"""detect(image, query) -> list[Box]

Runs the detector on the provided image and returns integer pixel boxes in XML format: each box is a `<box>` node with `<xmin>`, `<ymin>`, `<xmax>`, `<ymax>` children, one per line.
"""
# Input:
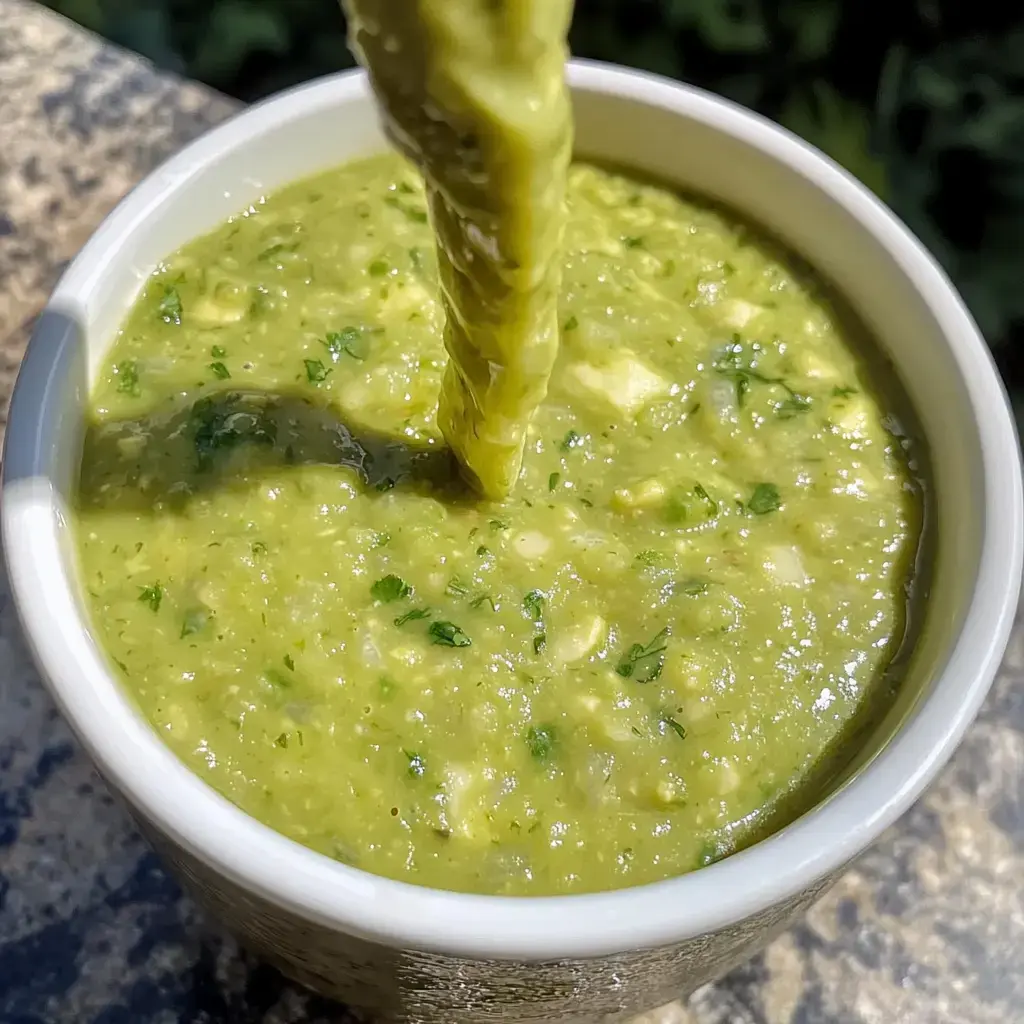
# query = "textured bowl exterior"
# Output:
<box><xmin>138</xmin><ymin>818</ymin><xmax>838</xmax><ymax>1021</ymax></box>
<box><xmin>2</xmin><ymin>63</ymin><xmax>1020</xmax><ymax>1021</ymax></box>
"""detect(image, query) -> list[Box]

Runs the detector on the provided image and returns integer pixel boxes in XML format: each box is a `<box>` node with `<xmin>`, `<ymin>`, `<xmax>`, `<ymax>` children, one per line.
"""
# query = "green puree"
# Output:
<box><xmin>76</xmin><ymin>155</ymin><xmax>923</xmax><ymax>895</ymax></box>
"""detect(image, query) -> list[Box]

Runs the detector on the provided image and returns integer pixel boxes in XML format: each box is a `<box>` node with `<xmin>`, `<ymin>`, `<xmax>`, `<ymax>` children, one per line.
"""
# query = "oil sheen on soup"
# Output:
<box><xmin>76</xmin><ymin>155</ymin><xmax>923</xmax><ymax>896</ymax></box>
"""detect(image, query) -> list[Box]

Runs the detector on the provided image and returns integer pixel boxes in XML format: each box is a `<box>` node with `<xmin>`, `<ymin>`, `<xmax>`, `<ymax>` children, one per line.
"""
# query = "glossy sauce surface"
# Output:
<box><xmin>76</xmin><ymin>155</ymin><xmax>923</xmax><ymax>894</ymax></box>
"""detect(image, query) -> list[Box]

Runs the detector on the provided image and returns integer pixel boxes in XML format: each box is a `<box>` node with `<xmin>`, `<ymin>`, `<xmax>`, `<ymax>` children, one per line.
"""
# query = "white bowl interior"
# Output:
<box><xmin>3</xmin><ymin>63</ymin><xmax>1020</xmax><ymax>960</ymax></box>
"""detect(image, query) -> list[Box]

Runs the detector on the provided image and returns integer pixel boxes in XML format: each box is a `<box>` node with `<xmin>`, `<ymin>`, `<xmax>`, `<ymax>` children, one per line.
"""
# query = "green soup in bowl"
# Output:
<box><xmin>3</xmin><ymin>66</ymin><xmax>1019</xmax><ymax>1021</ymax></box>
<box><xmin>78</xmin><ymin>152</ymin><xmax>924</xmax><ymax>896</ymax></box>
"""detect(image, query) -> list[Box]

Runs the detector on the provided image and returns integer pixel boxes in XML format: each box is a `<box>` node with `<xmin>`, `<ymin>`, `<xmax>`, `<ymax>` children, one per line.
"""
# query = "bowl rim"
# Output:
<box><xmin>3</xmin><ymin>60</ymin><xmax>1021</xmax><ymax>961</ymax></box>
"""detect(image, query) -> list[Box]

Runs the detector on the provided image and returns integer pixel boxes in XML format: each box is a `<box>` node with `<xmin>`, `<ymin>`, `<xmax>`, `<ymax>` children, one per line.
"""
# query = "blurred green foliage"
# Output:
<box><xmin>45</xmin><ymin>0</ymin><xmax>1024</xmax><ymax>383</ymax></box>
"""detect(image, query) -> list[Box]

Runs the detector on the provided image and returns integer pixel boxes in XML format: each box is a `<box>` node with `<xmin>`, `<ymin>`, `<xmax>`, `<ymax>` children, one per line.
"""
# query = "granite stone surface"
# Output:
<box><xmin>1</xmin><ymin>2</ymin><xmax>1022</xmax><ymax>1021</ymax></box>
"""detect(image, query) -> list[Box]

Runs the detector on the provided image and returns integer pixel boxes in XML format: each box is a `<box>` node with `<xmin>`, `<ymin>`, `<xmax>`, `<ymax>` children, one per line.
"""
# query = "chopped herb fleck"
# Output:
<box><xmin>394</xmin><ymin>607</ymin><xmax>431</xmax><ymax>627</ymax></box>
<box><xmin>712</xmin><ymin>344</ymin><xmax>783</xmax><ymax>403</ymax></box>
<box><xmin>404</xmin><ymin>750</ymin><xmax>427</xmax><ymax>777</ymax></box>
<box><xmin>776</xmin><ymin>394</ymin><xmax>812</xmax><ymax>419</ymax></box>
<box><xmin>470</xmin><ymin>594</ymin><xmax>497</xmax><ymax>611</ymax></box>
<box><xmin>323</xmin><ymin>326</ymin><xmax>369</xmax><ymax>362</ymax></box>
<box><xmin>258</xmin><ymin>242</ymin><xmax>298</xmax><ymax>261</ymax></box>
<box><xmin>264</xmin><ymin>668</ymin><xmax>291</xmax><ymax>689</ymax></box>
<box><xmin>623</xmin><ymin>235</ymin><xmax>645</xmax><ymax>249</ymax></box>
<box><xmin>251</xmin><ymin>541</ymin><xmax>267</xmax><ymax>556</ymax></box>
<box><xmin>665</xmin><ymin>485</ymin><xmax>716</xmax><ymax>524</ymax></box>
<box><xmin>210</xmin><ymin>345</ymin><xmax>227</xmax><ymax>358</ymax></box>
<box><xmin>680</xmin><ymin>577</ymin><xmax>712</xmax><ymax>596</ymax></box>
<box><xmin>563</xmin><ymin>315</ymin><xmax>578</xmax><ymax>332</ymax></box>
<box><xmin>138</xmin><ymin>584</ymin><xmax>163</xmax><ymax>612</ymax></box>
<box><xmin>693</xmin><ymin>482</ymin><xmax>718</xmax><ymax>514</ymax></box>
<box><xmin>208</xmin><ymin>361</ymin><xmax>231</xmax><ymax>380</ymax></box>
<box><xmin>275</xmin><ymin>732</ymin><xmax>289</xmax><ymax>748</ymax></box>
<box><xmin>368</xmin><ymin>258</ymin><xmax>391</xmax><ymax>277</ymax></box>
<box><xmin>476</xmin><ymin>545</ymin><xmax>490</xmax><ymax>557</ymax></box>
<box><xmin>525</xmin><ymin>725</ymin><xmax>556</xmax><ymax>761</ymax></box>
<box><xmin>635</xmin><ymin>550</ymin><xmax>661</xmax><ymax>566</ymax></box>
<box><xmin>304</xmin><ymin>358</ymin><xmax>331</xmax><ymax>383</ymax></box>
<box><xmin>748</xmin><ymin>482</ymin><xmax>782</xmax><ymax>515</ymax></box>
<box><xmin>428</xmin><ymin>620</ymin><xmax>471</xmax><ymax>647</ymax></box>
<box><xmin>660</xmin><ymin>713</ymin><xmax>687</xmax><ymax>740</ymax></box>
<box><xmin>157</xmin><ymin>285</ymin><xmax>182</xmax><ymax>324</ymax></box>
<box><xmin>522</xmin><ymin>590</ymin><xmax>545</xmax><ymax>622</ymax></box>
<box><xmin>445</xmin><ymin>577</ymin><xmax>470</xmax><ymax>598</ymax></box>
<box><xmin>560</xmin><ymin>429</ymin><xmax>584</xmax><ymax>451</ymax></box>
<box><xmin>372</xmin><ymin>574</ymin><xmax>413</xmax><ymax>603</ymax></box>
<box><xmin>115</xmin><ymin>360</ymin><xmax>140</xmax><ymax>396</ymax></box>
<box><xmin>283</xmin><ymin>654</ymin><xmax>295</xmax><ymax>671</ymax></box>
<box><xmin>533</xmin><ymin>633</ymin><xmax>547</xmax><ymax>655</ymax></box>
<box><xmin>832</xmin><ymin>385</ymin><xmax>858</xmax><ymax>398</ymax></box>
<box><xmin>489</xmin><ymin>519</ymin><xmax>509</xmax><ymax>532</ymax></box>
<box><xmin>616</xmin><ymin>627</ymin><xmax>670</xmax><ymax>683</ymax></box>
<box><xmin>548</xmin><ymin>472</ymin><xmax>560</xmax><ymax>491</ymax></box>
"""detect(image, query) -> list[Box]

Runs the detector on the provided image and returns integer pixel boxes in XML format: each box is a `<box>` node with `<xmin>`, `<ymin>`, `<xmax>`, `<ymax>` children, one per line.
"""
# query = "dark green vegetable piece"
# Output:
<box><xmin>323</xmin><ymin>326</ymin><xmax>370</xmax><ymax>362</ymax></box>
<box><xmin>138</xmin><ymin>584</ymin><xmax>162</xmax><ymax>612</ymax></box>
<box><xmin>523</xmin><ymin>590</ymin><xmax>545</xmax><ymax>622</ymax></box>
<box><xmin>304</xmin><ymin>358</ymin><xmax>331</xmax><ymax>383</ymax></box>
<box><xmin>428</xmin><ymin>620</ymin><xmax>471</xmax><ymax>648</ymax></box>
<box><xmin>114</xmin><ymin>360</ymin><xmax>140</xmax><ymax>396</ymax></box>
<box><xmin>371</xmin><ymin>574</ymin><xmax>412</xmax><ymax>603</ymax></box>
<box><xmin>660</xmin><ymin>713</ymin><xmax>687</xmax><ymax>740</ymax></box>
<box><xmin>748</xmin><ymin>483</ymin><xmax>782</xmax><ymax>514</ymax></box>
<box><xmin>395</xmin><ymin>607</ymin><xmax>431</xmax><ymax>627</ymax></box>
<box><xmin>693</xmin><ymin>483</ymin><xmax>718</xmax><ymax>514</ymax></box>
<box><xmin>680</xmin><ymin>577</ymin><xmax>712</xmax><ymax>597</ymax></box>
<box><xmin>525</xmin><ymin>725</ymin><xmax>556</xmax><ymax>762</ymax></box>
<box><xmin>713</xmin><ymin>341</ymin><xmax>808</xmax><ymax>417</ymax></box>
<box><xmin>208</xmin><ymin>361</ymin><xmax>231</xmax><ymax>380</ymax></box>
<box><xmin>157</xmin><ymin>285</ymin><xmax>182</xmax><ymax>325</ymax></box>
<box><xmin>264</xmin><ymin>667</ymin><xmax>292</xmax><ymax>689</ymax></box>
<box><xmin>776</xmin><ymin>394</ymin><xmax>812</xmax><ymax>419</ymax></box>
<box><xmin>616</xmin><ymin>627</ymin><xmax>669</xmax><ymax>683</ymax></box>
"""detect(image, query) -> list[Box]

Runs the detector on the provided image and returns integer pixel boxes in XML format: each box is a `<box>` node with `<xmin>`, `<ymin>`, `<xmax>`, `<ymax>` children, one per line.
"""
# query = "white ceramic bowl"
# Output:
<box><xmin>3</xmin><ymin>62</ymin><xmax>1021</xmax><ymax>1021</ymax></box>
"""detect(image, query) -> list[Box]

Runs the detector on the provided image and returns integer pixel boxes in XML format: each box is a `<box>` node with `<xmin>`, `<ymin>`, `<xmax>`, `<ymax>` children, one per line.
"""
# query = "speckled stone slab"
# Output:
<box><xmin>1</xmin><ymin>2</ymin><xmax>1022</xmax><ymax>1021</ymax></box>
